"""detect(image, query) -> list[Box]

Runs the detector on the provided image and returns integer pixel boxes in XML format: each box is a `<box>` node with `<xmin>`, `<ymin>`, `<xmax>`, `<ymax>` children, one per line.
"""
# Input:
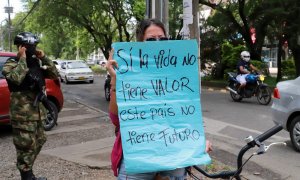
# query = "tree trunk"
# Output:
<box><xmin>291</xmin><ymin>47</ymin><xmax>300</xmax><ymax>77</ymax></box>
<box><xmin>249</xmin><ymin>48</ymin><xmax>261</xmax><ymax>61</ymax></box>
<box><xmin>276</xmin><ymin>37</ymin><xmax>283</xmax><ymax>82</ymax></box>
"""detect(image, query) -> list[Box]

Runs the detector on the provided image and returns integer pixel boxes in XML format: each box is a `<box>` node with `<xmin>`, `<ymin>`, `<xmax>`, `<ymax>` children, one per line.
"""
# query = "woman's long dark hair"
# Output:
<box><xmin>136</xmin><ymin>18</ymin><xmax>166</xmax><ymax>42</ymax></box>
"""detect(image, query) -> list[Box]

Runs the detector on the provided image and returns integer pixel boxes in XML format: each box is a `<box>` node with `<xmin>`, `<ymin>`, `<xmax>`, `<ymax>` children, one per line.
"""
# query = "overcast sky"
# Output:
<box><xmin>0</xmin><ymin>0</ymin><xmax>24</xmax><ymax>24</ymax></box>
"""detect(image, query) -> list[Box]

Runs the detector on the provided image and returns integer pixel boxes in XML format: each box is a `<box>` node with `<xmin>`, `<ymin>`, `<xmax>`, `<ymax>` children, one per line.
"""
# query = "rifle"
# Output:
<box><xmin>30</xmin><ymin>72</ymin><xmax>55</xmax><ymax>120</ymax></box>
<box><xmin>33</xmin><ymin>91</ymin><xmax>55</xmax><ymax>120</ymax></box>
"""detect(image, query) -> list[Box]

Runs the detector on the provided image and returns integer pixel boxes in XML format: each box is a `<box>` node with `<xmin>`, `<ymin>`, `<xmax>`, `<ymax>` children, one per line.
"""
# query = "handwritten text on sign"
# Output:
<box><xmin>113</xmin><ymin>40</ymin><xmax>211</xmax><ymax>174</ymax></box>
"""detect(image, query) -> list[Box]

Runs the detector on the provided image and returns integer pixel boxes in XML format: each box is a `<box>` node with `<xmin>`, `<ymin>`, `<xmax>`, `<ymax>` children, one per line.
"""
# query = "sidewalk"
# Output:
<box><xmin>42</xmin><ymin>99</ymin><xmax>114</xmax><ymax>169</ymax></box>
<box><xmin>41</xmin><ymin>99</ymin><xmax>282</xmax><ymax>180</ymax></box>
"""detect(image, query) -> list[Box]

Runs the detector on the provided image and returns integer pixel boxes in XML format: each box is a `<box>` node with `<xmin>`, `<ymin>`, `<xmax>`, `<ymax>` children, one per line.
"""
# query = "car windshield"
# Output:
<box><xmin>67</xmin><ymin>62</ymin><xmax>88</xmax><ymax>69</ymax></box>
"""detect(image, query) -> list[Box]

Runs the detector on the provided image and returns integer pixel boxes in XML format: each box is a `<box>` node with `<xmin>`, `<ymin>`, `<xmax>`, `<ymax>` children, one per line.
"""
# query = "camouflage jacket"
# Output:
<box><xmin>2</xmin><ymin>56</ymin><xmax>59</xmax><ymax>121</ymax></box>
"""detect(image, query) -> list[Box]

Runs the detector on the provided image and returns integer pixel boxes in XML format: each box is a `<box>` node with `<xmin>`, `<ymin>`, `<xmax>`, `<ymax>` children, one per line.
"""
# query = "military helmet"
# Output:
<box><xmin>14</xmin><ymin>32</ymin><xmax>39</xmax><ymax>46</ymax></box>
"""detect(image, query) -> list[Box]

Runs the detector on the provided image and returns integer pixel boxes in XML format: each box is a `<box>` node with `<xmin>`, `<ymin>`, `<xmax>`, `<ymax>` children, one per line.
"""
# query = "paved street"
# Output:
<box><xmin>0</xmin><ymin>78</ymin><xmax>298</xmax><ymax>180</ymax></box>
<box><xmin>59</xmin><ymin>76</ymin><xmax>298</xmax><ymax>180</ymax></box>
<box><xmin>46</xmin><ymin>96</ymin><xmax>292</xmax><ymax>180</ymax></box>
<box><xmin>1</xmin><ymin>0</ymin><xmax>299</xmax><ymax>179</ymax></box>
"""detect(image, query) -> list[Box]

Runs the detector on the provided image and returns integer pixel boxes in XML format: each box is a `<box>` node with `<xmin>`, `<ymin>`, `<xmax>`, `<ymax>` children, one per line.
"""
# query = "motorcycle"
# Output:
<box><xmin>226</xmin><ymin>72</ymin><xmax>272</xmax><ymax>105</ymax></box>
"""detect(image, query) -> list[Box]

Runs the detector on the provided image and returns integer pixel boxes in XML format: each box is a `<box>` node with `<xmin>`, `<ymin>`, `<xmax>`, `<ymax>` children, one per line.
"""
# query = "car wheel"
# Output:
<box><xmin>44</xmin><ymin>101</ymin><xmax>58</xmax><ymax>131</ymax></box>
<box><xmin>257</xmin><ymin>86</ymin><xmax>272</xmax><ymax>105</ymax></box>
<box><xmin>90</xmin><ymin>80</ymin><xmax>94</xmax><ymax>83</ymax></box>
<box><xmin>105</xmin><ymin>85</ymin><xmax>110</xmax><ymax>101</ymax></box>
<box><xmin>290</xmin><ymin>116</ymin><xmax>300</xmax><ymax>152</ymax></box>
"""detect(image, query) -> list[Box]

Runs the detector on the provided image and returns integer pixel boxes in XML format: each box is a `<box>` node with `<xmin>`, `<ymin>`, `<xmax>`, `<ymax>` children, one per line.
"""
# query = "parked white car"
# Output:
<box><xmin>60</xmin><ymin>60</ymin><xmax>94</xmax><ymax>84</ymax></box>
<box><xmin>271</xmin><ymin>76</ymin><xmax>300</xmax><ymax>152</ymax></box>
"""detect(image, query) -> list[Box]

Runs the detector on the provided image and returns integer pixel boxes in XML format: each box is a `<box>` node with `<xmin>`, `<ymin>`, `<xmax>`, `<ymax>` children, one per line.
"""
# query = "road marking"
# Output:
<box><xmin>203</xmin><ymin>117</ymin><xmax>287</xmax><ymax>142</ymax></box>
<box><xmin>220</xmin><ymin>89</ymin><xmax>227</xmax><ymax>93</ymax></box>
<box><xmin>202</xmin><ymin>88</ymin><xmax>228</xmax><ymax>93</ymax></box>
<box><xmin>46</xmin><ymin>122</ymin><xmax>102</xmax><ymax>135</ymax></box>
<box><xmin>62</xmin><ymin>107</ymin><xmax>82</xmax><ymax>111</ymax></box>
<box><xmin>41</xmin><ymin>137</ymin><xmax>114</xmax><ymax>168</ymax></box>
<box><xmin>58</xmin><ymin>113</ymin><xmax>101</xmax><ymax>123</ymax></box>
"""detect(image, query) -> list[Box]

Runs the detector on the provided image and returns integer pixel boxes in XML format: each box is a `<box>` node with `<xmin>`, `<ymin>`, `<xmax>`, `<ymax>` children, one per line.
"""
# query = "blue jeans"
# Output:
<box><xmin>117</xmin><ymin>159</ymin><xmax>187</xmax><ymax>180</ymax></box>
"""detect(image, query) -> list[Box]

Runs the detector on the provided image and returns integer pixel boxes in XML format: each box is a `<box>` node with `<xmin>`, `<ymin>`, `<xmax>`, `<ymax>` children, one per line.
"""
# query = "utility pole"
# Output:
<box><xmin>181</xmin><ymin>0</ymin><xmax>200</xmax><ymax>51</ymax></box>
<box><xmin>189</xmin><ymin>0</ymin><xmax>201</xmax><ymax>79</ymax></box>
<box><xmin>4</xmin><ymin>0</ymin><xmax>13</xmax><ymax>52</ymax></box>
<box><xmin>145</xmin><ymin>0</ymin><xmax>169</xmax><ymax>36</ymax></box>
<box><xmin>189</xmin><ymin>0</ymin><xmax>200</xmax><ymax>46</ymax></box>
<box><xmin>180</xmin><ymin>0</ymin><xmax>201</xmax><ymax>89</ymax></box>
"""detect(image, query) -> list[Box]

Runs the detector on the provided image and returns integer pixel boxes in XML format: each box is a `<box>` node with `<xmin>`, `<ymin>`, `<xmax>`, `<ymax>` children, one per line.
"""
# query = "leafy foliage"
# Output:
<box><xmin>250</xmin><ymin>60</ymin><xmax>270</xmax><ymax>76</ymax></box>
<box><xmin>90</xmin><ymin>65</ymin><xmax>107</xmax><ymax>74</ymax></box>
<box><xmin>220</xmin><ymin>42</ymin><xmax>245</xmax><ymax>75</ymax></box>
<box><xmin>14</xmin><ymin>0</ymin><xmax>145</xmax><ymax>60</ymax></box>
<box><xmin>199</xmin><ymin>0</ymin><xmax>300</xmax><ymax>79</ymax></box>
<box><xmin>281</xmin><ymin>59</ymin><xmax>296</xmax><ymax>79</ymax></box>
<box><xmin>198</xmin><ymin>0</ymin><xmax>267</xmax><ymax>60</ymax></box>
<box><xmin>168</xmin><ymin>0</ymin><xmax>183</xmax><ymax>40</ymax></box>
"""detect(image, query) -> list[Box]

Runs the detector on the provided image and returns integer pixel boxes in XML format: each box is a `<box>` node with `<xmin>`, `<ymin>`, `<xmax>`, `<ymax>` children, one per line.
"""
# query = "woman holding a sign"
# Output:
<box><xmin>107</xmin><ymin>18</ymin><xmax>212</xmax><ymax>180</ymax></box>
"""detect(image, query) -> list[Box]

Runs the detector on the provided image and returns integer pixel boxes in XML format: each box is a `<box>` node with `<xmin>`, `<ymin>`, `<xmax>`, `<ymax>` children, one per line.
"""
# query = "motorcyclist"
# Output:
<box><xmin>236</xmin><ymin>51</ymin><xmax>258</xmax><ymax>94</ymax></box>
<box><xmin>2</xmin><ymin>32</ymin><xmax>58</xmax><ymax>180</ymax></box>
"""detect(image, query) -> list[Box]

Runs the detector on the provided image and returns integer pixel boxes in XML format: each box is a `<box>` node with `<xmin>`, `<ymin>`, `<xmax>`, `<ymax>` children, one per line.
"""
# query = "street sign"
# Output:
<box><xmin>4</xmin><ymin>7</ymin><xmax>13</xmax><ymax>13</ymax></box>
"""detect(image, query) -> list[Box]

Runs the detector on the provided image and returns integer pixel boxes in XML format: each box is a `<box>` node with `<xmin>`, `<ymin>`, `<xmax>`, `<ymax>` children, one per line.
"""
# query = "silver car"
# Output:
<box><xmin>271</xmin><ymin>76</ymin><xmax>300</xmax><ymax>152</ymax></box>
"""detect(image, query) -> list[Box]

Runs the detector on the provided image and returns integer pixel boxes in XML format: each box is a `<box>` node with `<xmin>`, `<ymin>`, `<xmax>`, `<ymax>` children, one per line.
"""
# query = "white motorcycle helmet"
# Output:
<box><xmin>241</xmin><ymin>51</ymin><xmax>250</xmax><ymax>62</ymax></box>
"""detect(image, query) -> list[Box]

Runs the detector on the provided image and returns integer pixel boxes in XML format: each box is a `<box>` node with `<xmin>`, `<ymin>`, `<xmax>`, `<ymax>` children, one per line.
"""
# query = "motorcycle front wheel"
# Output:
<box><xmin>257</xmin><ymin>86</ymin><xmax>272</xmax><ymax>105</ymax></box>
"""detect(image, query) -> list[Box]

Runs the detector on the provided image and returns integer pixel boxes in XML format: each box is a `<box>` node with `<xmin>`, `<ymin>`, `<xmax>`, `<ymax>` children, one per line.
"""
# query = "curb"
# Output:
<box><xmin>201</xmin><ymin>81</ymin><xmax>227</xmax><ymax>89</ymax></box>
<box><xmin>73</xmin><ymin>98</ymin><xmax>107</xmax><ymax>114</ymax></box>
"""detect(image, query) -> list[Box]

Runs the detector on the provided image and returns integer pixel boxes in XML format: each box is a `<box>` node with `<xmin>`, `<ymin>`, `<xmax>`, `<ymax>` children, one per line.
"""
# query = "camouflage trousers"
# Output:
<box><xmin>11</xmin><ymin>120</ymin><xmax>47</xmax><ymax>171</ymax></box>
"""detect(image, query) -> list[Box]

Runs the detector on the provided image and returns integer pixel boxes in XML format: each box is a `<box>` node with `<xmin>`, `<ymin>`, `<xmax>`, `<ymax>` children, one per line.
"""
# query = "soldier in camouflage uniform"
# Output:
<box><xmin>2</xmin><ymin>32</ymin><xmax>58</xmax><ymax>180</ymax></box>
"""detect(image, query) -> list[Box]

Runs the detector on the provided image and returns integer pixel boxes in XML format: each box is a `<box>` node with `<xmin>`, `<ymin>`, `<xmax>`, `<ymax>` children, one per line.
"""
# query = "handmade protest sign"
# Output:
<box><xmin>112</xmin><ymin>40</ymin><xmax>211</xmax><ymax>174</ymax></box>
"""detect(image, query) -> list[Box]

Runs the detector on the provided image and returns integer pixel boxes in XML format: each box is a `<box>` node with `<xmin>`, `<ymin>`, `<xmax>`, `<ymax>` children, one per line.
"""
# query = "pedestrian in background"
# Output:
<box><xmin>2</xmin><ymin>32</ymin><xmax>58</xmax><ymax>180</ymax></box>
<box><xmin>106</xmin><ymin>18</ymin><xmax>212</xmax><ymax>180</ymax></box>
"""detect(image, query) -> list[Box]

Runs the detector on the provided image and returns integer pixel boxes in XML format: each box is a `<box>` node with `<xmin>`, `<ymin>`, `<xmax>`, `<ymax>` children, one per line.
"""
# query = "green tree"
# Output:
<box><xmin>198</xmin><ymin>0</ymin><xmax>267</xmax><ymax>60</ymax></box>
<box><xmin>1</xmin><ymin>21</ymin><xmax>10</xmax><ymax>51</ymax></box>
<box><xmin>199</xmin><ymin>0</ymin><xmax>300</xmax><ymax>79</ymax></box>
<box><xmin>169</xmin><ymin>0</ymin><xmax>183</xmax><ymax>39</ymax></box>
<box><xmin>20</xmin><ymin>0</ymin><xmax>145</xmax><ymax>59</ymax></box>
<box><xmin>2</xmin><ymin>12</ymin><xmax>27</xmax><ymax>52</ymax></box>
<box><xmin>221</xmin><ymin>42</ymin><xmax>245</xmax><ymax>74</ymax></box>
<box><xmin>33</xmin><ymin>0</ymin><xmax>116</xmax><ymax>59</ymax></box>
<box><xmin>256</xmin><ymin>0</ymin><xmax>300</xmax><ymax>79</ymax></box>
<box><xmin>282</xmin><ymin>0</ymin><xmax>300</xmax><ymax>77</ymax></box>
